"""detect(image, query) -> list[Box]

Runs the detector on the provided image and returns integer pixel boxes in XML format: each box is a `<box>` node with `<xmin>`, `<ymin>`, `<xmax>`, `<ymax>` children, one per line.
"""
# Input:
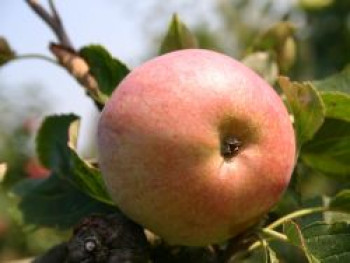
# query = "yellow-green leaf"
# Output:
<box><xmin>159</xmin><ymin>14</ymin><xmax>198</xmax><ymax>55</ymax></box>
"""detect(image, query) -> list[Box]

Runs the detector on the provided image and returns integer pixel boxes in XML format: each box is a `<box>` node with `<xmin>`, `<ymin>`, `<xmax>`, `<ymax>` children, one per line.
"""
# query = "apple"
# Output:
<box><xmin>97</xmin><ymin>49</ymin><xmax>296</xmax><ymax>246</ymax></box>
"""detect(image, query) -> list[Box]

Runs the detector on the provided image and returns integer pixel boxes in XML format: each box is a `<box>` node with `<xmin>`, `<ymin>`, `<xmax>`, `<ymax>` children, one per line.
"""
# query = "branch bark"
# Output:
<box><xmin>25</xmin><ymin>0</ymin><xmax>73</xmax><ymax>48</ymax></box>
<box><xmin>24</xmin><ymin>0</ymin><xmax>105</xmax><ymax>109</ymax></box>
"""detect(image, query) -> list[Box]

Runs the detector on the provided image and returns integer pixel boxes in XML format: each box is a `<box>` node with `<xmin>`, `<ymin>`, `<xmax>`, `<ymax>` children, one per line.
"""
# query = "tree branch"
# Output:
<box><xmin>24</xmin><ymin>0</ymin><xmax>105</xmax><ymax>109</ymax></box>
<box><xmin>49</xmin><ymin>43</ymin><xmax>107</xmax><ymax>109</ymax></box>
<box><xmin>48</xmin><ymin>0</ymin><xmax>59</xmax><ymax>20</ymax></box>
<box><xmin>25</xmin><ymin>0</ymin><xmax>73</xmax><ymax>48</ymax></box>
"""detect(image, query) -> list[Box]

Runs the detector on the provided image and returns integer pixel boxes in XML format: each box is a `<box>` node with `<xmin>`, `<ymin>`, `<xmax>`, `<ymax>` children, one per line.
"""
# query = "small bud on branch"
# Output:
<box><xmin>50</xmin><ymin>44</ymin><xmax>107</xmax><ymax>108</ymax></box>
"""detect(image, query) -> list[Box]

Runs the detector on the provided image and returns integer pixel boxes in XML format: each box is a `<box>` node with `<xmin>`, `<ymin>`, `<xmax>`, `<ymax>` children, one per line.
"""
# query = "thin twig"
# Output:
<box><xmin>48</xmin><ymin>0</ymin><xmax>59</xmax><ymax>20</ymax></box>
<box><xmin>261</xmin><ymin>228</ymin><xmax>288</xmax><ymax>242</ymax></box>
<box><xmin>25</xmin><ymin>0</ymin><xmax>73</xmax><ymax>48</ymax></box>
<box><xmin>48</xmin><ymin>0</ymin><xmax>72</xmax><ymax>47</ymax></box>
<box><xmin>24</xmin><ymin>0</ymin><xmax>104</xmax><ymax>108</ymax></box>
<box><xmin>25</xmin><ymin>0</ymin><xmax>56</xmax><ymax>30</ymax></box>
<box><xmin>14</xmin><ymin>54</ymin><xmax>59</xmax><ymax>65</ymax></box>
<box><xmin>266</xmin><ymin>206</ymin><xmax>327</xmax><ymax>230</ymax></box>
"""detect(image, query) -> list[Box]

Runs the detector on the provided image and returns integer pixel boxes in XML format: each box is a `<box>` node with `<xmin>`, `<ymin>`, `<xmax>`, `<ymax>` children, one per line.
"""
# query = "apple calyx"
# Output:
<box><xmin>221</xmin><ymin>136</ymin><xmax>242</xmax><ymax>160</ymax></box>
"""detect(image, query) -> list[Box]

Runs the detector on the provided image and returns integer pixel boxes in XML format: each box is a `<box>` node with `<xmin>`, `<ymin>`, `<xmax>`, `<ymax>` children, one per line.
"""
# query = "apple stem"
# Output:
<box><xmin>261</xmin><ymin>228</ymin><xmax>288</xmax><ymax>242</ymax></box>
<box><xmin>246</xmin><ymin>230</ymin><xmax>288</xmax><ymax>255</ymax></box>
<box><xmin>246</xmin><ymin>206</ymin><xmax>328</xmax><ymax>255</ymax></box>
<box><xmin>266</xmin><ymin>206</ymin><xmax>327</xmax><ymax>230</ymax></box>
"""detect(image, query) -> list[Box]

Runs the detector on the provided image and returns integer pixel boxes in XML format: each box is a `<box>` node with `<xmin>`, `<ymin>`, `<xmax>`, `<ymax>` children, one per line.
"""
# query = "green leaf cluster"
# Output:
<box><xmin>263</xmin><ymin>66</ymin><xmax>350</xmax><ymax>262</ymax></box>
<box><xmin>294</xmin><ymin>67</ymin><xmax>350</xmax><ymax>179</ymax></box>
<box><xmin>236</xmin><ymin>21</ymin><xmax>350</xmax><ymax>263</ymax></box>
<box><xmin>13</xmin><ymin>115</ymin><xmax>115</xmax><ymax>228</ymax></box>
<box><xmin>284</xmin><ymin>220</ymin><xmax>350</xmax><ymax>262</ymax></box>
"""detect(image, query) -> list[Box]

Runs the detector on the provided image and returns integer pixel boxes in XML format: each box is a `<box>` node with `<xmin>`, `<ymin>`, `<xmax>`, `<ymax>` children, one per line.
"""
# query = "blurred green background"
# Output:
<box><xmin>1</xmin><ymin>0</ymin><xmax>350</xmax><ymax>261</ymax></box>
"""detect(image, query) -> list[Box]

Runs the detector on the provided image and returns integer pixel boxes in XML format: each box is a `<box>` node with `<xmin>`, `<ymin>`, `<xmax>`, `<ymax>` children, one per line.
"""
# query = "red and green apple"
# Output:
<box><xmin>97</xmin><ymin>49</ymin><xmax>296</xmax><ymax>246</ymax></box>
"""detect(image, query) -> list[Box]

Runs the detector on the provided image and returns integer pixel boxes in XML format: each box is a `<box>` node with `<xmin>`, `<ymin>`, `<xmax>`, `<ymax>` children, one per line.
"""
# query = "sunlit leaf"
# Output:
<box><xmin>312</xmin><ymin>68</ymin><xmax>350</xmax><ymax>122</ymax></box>
<box><xmin>68</xmin><ymin>118</ymin><xmax>80</xmax><ymax>150</ymax></box>
<box><xmin>159</xmin><ymin>14</ymin><xmax>198</xmax><ymax>54</ymax></box>
<box><xmin>313</xmin><ymin>66</ymin><xmax>350</xmax><ymax>94</ymax></box>
<box><xmin>321</xmin><ymin>92</ymin><xmax>350</xmax><ymax>122</ymax></box>
<box><xmin>278</xmin><ymin>77</ymin><xmax>325</xmax><ymax>148</ymax></box>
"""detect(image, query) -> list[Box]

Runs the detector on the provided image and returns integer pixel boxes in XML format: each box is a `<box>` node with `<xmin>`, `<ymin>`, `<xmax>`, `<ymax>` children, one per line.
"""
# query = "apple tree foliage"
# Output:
<box><xmin>1</xmin><ymin>3</ymin><xmax>350</xmax><ymax>263</ymax></box>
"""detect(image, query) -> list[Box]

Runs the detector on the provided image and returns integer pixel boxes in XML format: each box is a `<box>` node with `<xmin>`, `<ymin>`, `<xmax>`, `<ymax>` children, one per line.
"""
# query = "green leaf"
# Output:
<box><xmin>284</xmin><ymin>221</ymin><xmax>308</xmax><ymax>248</ymax></box>
<box><xmin>68</xmin><ymin>150</ymin><xmax>113</xmax><ymax>205</ymax></box>
<box><xmin>313</xmin><ymin>66</ymin><xmax>350</xmax><ymax>94</ymax></box>
<box><xmin>14</xmin><ymin>114</ymin><xmax>117</xmax><ymax>227</ymax></box>
<box><xmin>68</xmin><ymin>118</ymin><xmax>80</xmax><ymax>149</ymax></box>
<box><xmin>36</xmin><ymin>114</ymin><xmax>113</xmax><ymax>205</ymax></box>
<box><xmin>321</xmin><ymin>92</ymin><xmax>350</xmax><ymax>122</ymax></box>
<box><xmin>283</xmin><ymin>221</ymin><xmax>320</xmax><ymax>263</ymax></box>
<box><xmin>159</xmin><ymin>14</ymin><xmax>198</xmax><ymax>55</ymax></box>
<box><xmin>80</xmin><ymin>45</ymin><xmax>130</xmax><ymax>97</ymax></box>
<box><xmin>278</xmin><ymin>77</ymin><xmax>325</xmax><ymax>148</ymax></box>
<box><xmin>330</xmin><ymin>190</ymin><xmax>350</xmax><ymax>213</ymax></box>
<box><xmin>312</xmin><ymin>67</ymin><xmax>350</xmax><ymax>122</ymax></box>
<box><xmin>302</xmin><ymin>221</ymin><xmax>350</xmax><ymax>263</ymax></box>
<box><xmin>301</xmin><ymin>118</ymin><xmax>350</xmax><ymax>179</ymax></box>
<box><xmin>285</xmin><ymin>221</ymin><xmax>350</xmax><ymax>262</ymax></box>
<box><xmin>13</xmin><ymin>176</ymin><xmax>116</xmax><ymax>228</ymax></box>
<box><xmin>0</xmin><ymin>37</ymin><xmax>15</xmax><ymax>66</ymax></box>
<box><xmin>36</xmin><ymin>114</ymin><xmax>78</xmax><ymax>169</ymax></box>
<box><xmin>242</xmin><ymin>52</ymin><xmax>279</xmax><ymax>85</ymax></box>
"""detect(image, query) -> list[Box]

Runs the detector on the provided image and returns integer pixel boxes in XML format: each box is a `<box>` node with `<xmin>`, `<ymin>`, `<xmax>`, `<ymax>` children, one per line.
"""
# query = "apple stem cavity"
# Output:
<box><xmin>221</xmin><ymin>136</ymin><xmax>242</xmax><ymax>160</ymax></box>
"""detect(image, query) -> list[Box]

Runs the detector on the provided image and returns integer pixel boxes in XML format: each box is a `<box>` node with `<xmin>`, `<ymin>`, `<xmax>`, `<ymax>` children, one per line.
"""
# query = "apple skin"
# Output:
<box><xmin>97</xmin><ymin>49</ymin><xmax>296</xmax><ymax>246</ymax></box>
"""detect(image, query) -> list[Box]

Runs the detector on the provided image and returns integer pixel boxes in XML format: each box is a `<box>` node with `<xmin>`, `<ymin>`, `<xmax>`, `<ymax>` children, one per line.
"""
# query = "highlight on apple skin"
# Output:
<box><xmin>97</xmin><ymin>49</ymin><xmax>296</xmax><ymax>246</ymax></box>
